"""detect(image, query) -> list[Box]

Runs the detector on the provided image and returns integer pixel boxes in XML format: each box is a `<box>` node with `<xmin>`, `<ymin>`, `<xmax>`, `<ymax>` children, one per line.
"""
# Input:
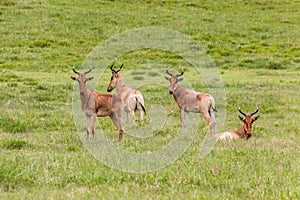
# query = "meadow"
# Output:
<box><xmin>0</xmin><ymin>0</ymin><xmax>299</xmax><ymax>199</ymax></box>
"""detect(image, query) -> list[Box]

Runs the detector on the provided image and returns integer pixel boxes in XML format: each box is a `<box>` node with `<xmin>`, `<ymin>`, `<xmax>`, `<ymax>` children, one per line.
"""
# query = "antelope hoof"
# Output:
<box><xmin>119</xmin><ymin>131</ymin><xmax>124</xmax><ymax>141</ymax></box>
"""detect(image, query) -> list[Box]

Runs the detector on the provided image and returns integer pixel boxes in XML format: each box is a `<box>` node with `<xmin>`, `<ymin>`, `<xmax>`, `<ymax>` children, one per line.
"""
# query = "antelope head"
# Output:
<box><xmin>164</xmin><ymin>67</ymin><xmax>184</xmax><ymax>95</ymax></box>
<box><xmin>238</xmin><ymin>107</ymin><xmax>260</xmax><ymax>139</ymax></box>
<box><xmin>107</xmin><ymin>63</ymin><xmax>123</xmax><ymax>92</ymax></box>
<box><xmin>71</xmin><ymin>66</ymin><xmax>94</xmax><ymax>95</ymax></box>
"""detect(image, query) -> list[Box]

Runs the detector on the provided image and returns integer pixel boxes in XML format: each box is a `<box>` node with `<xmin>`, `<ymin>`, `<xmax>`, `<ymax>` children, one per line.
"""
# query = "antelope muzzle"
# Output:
<box><xmin>107</xmin><ymin>86</ymin><xmax>113</xmax><ymax>92</ymax></box>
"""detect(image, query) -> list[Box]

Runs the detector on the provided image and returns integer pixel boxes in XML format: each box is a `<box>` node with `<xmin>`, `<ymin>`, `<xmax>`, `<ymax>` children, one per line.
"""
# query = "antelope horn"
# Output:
<box><xmin>84</xmin><ymin>66</ymin><xmax>93</xmax><ymax>75</ymax></box>
<box><xmin>238</xmin><ymin>107</ymin><xmax>247</xmax><ymax>116</ymax></box>
<box><xmin>116</xmin><ymin>63</ymin><xmax>124</xmax><ymax>73</ymax></box>
<box><xmin>72</xmin><ymin>66</ymin><xmax>80</xmax><ymax>75</ymax></box>
<box><xmin>176</xmin><ymin>69</ymin><xmax>184</xmax><ymax>77</ymax></box>
<box><xmin>166</xmin><ymin>67</ymin><xmax>173</xmax><ymax>76</ymax></box>
<box><xmin>250</xmin><ymin>107</ymin><xmax>259</xmax><ymax>116</ymax></box>
<box><xmin>109</xmin><ymin>63</ymin><xmax>117</xmax><ymax>73</ymax></box>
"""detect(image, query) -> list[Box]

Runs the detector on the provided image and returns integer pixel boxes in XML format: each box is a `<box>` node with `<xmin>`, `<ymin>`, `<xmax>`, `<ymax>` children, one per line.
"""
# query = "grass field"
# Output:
<box><xmin>1</xmin><ymin>0</ymin><xmax>299</xmax><ymax>199</ymax></box>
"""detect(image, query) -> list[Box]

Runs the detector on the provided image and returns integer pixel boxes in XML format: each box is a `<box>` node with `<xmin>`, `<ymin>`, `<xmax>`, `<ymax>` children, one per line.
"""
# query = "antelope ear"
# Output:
<box><xmin>238</xmin><ymin>115</ymin><xmax>244</xmax><ymax>122</ymax></box>
<box><xmin>253</xmin><ymin>115</ymin><xmax>260</xmax><ymax>122</ymax></box>
<box><xmin>87</xmin><ymin>77</ymin><xmax>94</xmax><ymax>81</ymax></box>
<box><xmin>70</xmin><ymin>76</ymin><xmax>77</xmax><ymax>81</ymax></box>
<box><xmin>178</xmin><ymin>77</ymin><xmax>184</xmax><ymax>82</ymax></box>
<box><xmin>164</xmin><ymin>76</ymin><xmax>170</xmax><ymax>81</ymax></box>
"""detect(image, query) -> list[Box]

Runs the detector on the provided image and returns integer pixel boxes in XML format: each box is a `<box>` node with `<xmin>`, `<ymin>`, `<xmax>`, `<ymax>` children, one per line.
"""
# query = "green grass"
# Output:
<box><xmin>1</xmin><ymin>0</ymin><xmax>300</xmax><ymax>199</ymax></box>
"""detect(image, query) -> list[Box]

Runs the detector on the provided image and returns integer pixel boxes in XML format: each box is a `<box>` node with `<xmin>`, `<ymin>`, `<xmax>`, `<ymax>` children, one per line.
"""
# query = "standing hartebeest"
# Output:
<box><xmin>71</xmin><ymin>66</ymin><xmax>125</xmax><ymax>140</ymax></box>
<box><xmin>214</xmin><ymin>107</ymin><xmax>259</xmax><ymax>141</ymax></box>
<box><xmin>165</xmin><ymin>68</ymin><xmax>217</xmax><ymax>134</ymax></box>
<box><xmin>107</xmin><ymin>63</ymin><xmax>146</xmax><ymax>126</ymax></box>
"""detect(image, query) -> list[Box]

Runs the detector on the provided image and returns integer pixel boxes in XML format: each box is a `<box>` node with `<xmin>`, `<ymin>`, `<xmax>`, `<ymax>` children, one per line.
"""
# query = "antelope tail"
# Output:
<box><xmin>135</xmin><ymin>97</ymin><xmax>146</xmax><ymax>115</ymax></box>
<box><xmin>209</xmin><ymin>96</ymin><xmax>217</xmax><ymax>130</ymax></box>
<box><xmin>211</xmin><ymin>96</ymin><xmax>217</xmax><ymax>112</ymax></box>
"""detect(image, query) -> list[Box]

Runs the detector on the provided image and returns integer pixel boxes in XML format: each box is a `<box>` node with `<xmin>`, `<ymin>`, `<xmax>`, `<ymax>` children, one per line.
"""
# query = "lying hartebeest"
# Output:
<box><xmin>71</xmin><ymin>66</ymin><xmax>125</xmax><ymax>140</ymax></box>
<box><xmin>107</xmin><ymin>63</ymin><xmax>146</xmax><ymax>126</ymax></box>
<box><xmin>214</xmin><ymin>107</ymin><xmax>259</xmax><ymax>141</ymax></box>
<box><xmin>165</xmin><ymin>68</ymin><xmax>216</xmax><ymax>134</ymax></box>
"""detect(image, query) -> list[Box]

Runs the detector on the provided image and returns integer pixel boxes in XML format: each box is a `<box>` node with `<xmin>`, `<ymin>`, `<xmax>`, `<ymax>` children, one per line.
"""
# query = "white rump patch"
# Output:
<box><xmin>217</xmin><ymin>132</ymin><xmax>234</xmax><ymax>141</ymax></box>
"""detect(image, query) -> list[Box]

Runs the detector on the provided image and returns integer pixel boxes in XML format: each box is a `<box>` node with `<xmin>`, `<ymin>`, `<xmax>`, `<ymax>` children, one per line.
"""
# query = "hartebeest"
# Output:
<box><xmin>71</xmin><ymin>66</ymin><xmax>125</xmax><ymax>140</ymax></box>
<box><xmin>214</xmin><ymin>107</ymin><xmax>259</xmax><ymax>141</ymax></box>
<box><xmin>165</xmin><ymin>68</ymin><xmax>217</xmax><ymax>134</ymax></box>
<box><xmin>107</xmin><ymin>63</ymin><xmax>146</xmax><ymax>126</ymax></box>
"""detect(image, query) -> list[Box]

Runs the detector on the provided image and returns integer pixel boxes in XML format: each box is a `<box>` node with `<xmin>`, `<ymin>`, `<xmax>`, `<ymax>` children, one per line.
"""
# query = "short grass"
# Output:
<box><xmin>1</xmin><ymin>0</ymin><xmax>299</xmax><ymax>199</ymax></box>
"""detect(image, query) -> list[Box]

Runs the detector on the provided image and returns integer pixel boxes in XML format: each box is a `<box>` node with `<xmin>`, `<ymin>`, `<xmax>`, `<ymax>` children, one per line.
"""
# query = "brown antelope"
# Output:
<box><xmin>214</xmin><ymin>107</ymin><xmax>259</xmax><ymax>141</ymax></box>
<box><xmin>165</xmin><ymin>68</ymin><xmax>217</xmax><ymax>134</ymax></box>
<box><xmin>107</xmin><ymin>63</ymin><xmax>146</xmax><ymax>126</ymax></box>
<box><xmin>71</xmin><ymin>66</ymin><xmax>125</xmax><ymax>140</ymax></box>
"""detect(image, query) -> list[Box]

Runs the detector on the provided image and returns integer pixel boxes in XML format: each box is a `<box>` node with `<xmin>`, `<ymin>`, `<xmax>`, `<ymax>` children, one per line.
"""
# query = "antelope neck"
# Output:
<box><xmin>172</xmin><ymin>84</ymin><xmax>183</xmax><ymax>96</ymax></box>
<box><xmin>233</xmin><ymin>125</ymin><xmax>246</xmax><ymax>138</ymax></box>
<box><xmin>115</xmin><ymin>76</ymin><xmax>125</xmax><ymax>93</ymax></box>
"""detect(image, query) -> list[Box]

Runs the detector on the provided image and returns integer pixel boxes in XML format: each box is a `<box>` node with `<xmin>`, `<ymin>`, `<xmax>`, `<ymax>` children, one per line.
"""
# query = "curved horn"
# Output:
<box><xmin>166</xmin><ymin>67</ymin><xmax>173</xmax><ymax>76</ymax></box>
<box><xmin>109</xmin><ymin>63</ymin><xmax>116</xmax><ymax>73</ymax></box>
<box><xmin>238</xmin><ymin>108</ymin><xmax>247</xmax><ymax>117</ymax></box>
<box><xmin>176</xmin><ymin>69</ymin><xmax>184</xmax><ymax>77</ymax></box>
<box><xmin>250</xmin><ymin>107</ymin><xmax>259</xmax><ymax>116</ymax></box>
<box><xmin>116</xmin><ymin>63</ymin><xmax>124</xmax><ymax>73</ymax></box>
<box><xmin>72</xmin><ymin>66</ymin><xmax>80</xmax><ymax>75</ymax></box>
<box><xmin>84</xmin><ymin>66</ymin><xmax>93</xmax><ymax>75</ymax></box>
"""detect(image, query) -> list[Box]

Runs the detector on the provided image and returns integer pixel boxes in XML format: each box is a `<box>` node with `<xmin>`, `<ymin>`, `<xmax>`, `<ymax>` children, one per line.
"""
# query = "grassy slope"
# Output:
<box><xmin>0</xmin><ymin>0</ymin><xmax>299</xmax><ymax>199</ymax></box>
